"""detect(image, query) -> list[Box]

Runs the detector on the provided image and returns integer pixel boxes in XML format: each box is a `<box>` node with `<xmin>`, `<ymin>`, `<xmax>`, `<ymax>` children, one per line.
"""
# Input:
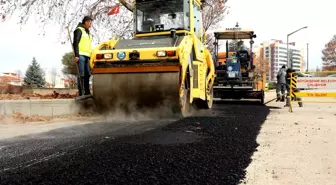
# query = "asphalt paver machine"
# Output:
<box><xmin>212</xmin><ymin>23</ymin><xmax>265</xmax><ymax>104</ymax></box>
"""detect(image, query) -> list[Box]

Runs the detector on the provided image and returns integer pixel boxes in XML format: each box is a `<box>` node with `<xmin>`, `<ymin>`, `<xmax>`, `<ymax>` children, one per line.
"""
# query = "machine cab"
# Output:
<box><xmin>213</xmin><ymin>23</ymin><xmax>256</xmax><ymax>79</ymax></box>
<box><xmin>134</xmin><ymin>0</ymin><xmax>190</xmax><ymax>34</ymax></box>
<box><xmin>133</xmin><ymin>0</ymin><xmax>205</xmax><ymax>41</ymax></box>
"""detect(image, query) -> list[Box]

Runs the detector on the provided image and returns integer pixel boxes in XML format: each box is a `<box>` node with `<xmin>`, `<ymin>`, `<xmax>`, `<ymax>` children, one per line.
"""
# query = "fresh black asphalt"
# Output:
<box><xmin>0</xmin><ymin>102</ymin><xmax>270</xmax><ymax>185</ymax></box>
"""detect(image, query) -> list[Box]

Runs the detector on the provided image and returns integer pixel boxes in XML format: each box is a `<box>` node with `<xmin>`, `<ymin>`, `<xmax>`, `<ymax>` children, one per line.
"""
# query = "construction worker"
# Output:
<box><xmin>73</xmin><ymin>16</ymin><xmax>93</xmax><ymax>97</ymax></box>
<box><xmin>285</xmin><ymin>68</ymin><xmax>303</xmax><ymax>107</ymax></box>
<box><xmin>276</xmin><ymin>65</ymin><xmax>287</xmax><ymax>102</ymax></box>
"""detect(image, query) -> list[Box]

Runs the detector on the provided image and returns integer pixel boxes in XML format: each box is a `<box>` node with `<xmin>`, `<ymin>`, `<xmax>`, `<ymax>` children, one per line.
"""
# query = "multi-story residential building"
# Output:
<box><xmin>253</xmin><ymin>40</ymin><xmax>305</xmax><ymax>82</ymax></box>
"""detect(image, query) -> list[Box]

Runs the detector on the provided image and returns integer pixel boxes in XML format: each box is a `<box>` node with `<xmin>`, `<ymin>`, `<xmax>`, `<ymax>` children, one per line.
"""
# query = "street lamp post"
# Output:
<box><xmin>306</xmin><ymin>43</ymin><xmax>309</xmax><ymax>72</ymax></box>
<box><xmin>287</xmin><ymin>26</ymin><xmax>308</xmax><ymax>68</ymax></box>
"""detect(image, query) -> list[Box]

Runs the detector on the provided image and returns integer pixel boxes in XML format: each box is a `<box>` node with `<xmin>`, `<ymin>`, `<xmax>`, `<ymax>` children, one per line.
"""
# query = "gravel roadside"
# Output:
<box><xmin>241</xmin><ymin>100</ymin><xmax>336</xmax><ymax>185</ymax></box>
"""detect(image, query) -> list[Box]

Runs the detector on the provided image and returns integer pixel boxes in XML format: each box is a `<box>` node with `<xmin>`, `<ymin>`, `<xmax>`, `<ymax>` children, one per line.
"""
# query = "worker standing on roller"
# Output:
<box><xmin>73</xmin><ymin>16</ymin><xmax>93</xmax><ymax>97</ymax></box>
<box><xmin>276</xmin><ymin>65</ymin><xmax>287</xmax><ymax>102</ymax></box>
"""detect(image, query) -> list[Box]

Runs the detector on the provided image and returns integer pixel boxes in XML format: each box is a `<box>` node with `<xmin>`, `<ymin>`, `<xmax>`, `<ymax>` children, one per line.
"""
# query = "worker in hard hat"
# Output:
<box><xmin>276</xmin><ymin>65</ymin><xmax>287</xmax><ymax>102</ymax></box>
<box><xmin>73</xmin><ymin>16</ymin><xmax>93</xmax><ymax>97</ymax></box>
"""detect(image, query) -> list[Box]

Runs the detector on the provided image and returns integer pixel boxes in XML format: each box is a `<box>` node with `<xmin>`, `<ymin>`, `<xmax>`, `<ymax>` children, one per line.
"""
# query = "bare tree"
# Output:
<box><xmin>1</xmin><ymin>0</ymin><xmax>229</xmax><ymax>50</ymax></box>
<box><xmin>51</xmin><ymin>67</ymin><xmax>58</xmax><ymax>88</ymax></box>
<box><xmin>202</xmin><ymin>0</ymin><xmax>230</xmax><ymax>54</ymax></box>
<box><xmin>0</xmin><ymin>0</ymin><xmax>133</xmax><ymax>44</ymax></box>
<box><xmin>15</xmin><ymin>69</ymin><xmax>22</xmax><ymax>78</ymax></box>
<box><xmin>254</xmin><ymin>55</ymin><xmax>270</xmax><ymax>76</ymax></box>
<box><xmin>14</xmin><ymin>69</ymin><xmax>23</xmax><ymax>85</ymax></box>
<box><xmin>64</xmin><ymin>74</ymin><xmax>77</xmax><ymax>89</ymax></box>
<box><xmin>321</xmin><ymin>35</ymin><xmax>336</xmax><ymax>71</ymax></box>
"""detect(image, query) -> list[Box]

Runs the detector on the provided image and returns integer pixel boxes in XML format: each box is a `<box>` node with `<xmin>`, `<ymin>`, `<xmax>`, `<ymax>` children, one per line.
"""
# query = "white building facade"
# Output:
<box><xmin>44</xmin><ymin>73</ymin><xmax>65</xmax><ymax>88</ymax></box>
<box><xmin>254</xmin><ymin>40</ymin><xmax>305</xmax><ymax>82</ymax></box>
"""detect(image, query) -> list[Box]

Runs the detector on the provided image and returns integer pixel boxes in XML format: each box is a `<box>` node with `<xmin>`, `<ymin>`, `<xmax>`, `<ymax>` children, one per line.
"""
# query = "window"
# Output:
<box><xmin>193</xmin><ymin>2</ymin><xmax>203</xmax><ymax>40</ymax></box>
<box><xmin>135</xmin><ymin>0</ymin><xmax>189</xmax><ymax>33</ymax></box>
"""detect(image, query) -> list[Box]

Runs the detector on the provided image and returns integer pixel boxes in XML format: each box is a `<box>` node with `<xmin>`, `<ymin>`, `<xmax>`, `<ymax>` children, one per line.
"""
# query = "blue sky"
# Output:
<box><xmin>0</xmin><ymin>0</ymin><xmax>334</xmax><ymax>75</ymax></box>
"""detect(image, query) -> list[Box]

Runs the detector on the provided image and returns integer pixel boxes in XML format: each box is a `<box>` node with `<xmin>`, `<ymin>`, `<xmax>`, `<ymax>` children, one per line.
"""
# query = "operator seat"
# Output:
<box><xmin>142</xmin><ymin>19</ymin><xmax>155</xmax><ymax>32</ymax></box>
<box><xmin>216</xmin><ymin>62</ymin><xmax>226</xmax><ymax>70</ymax></box>
<box><xmin>236</xmin><ymin>49</ymin><xmax>250</xmax><ymax>73</ymax></box>
<box><xmin>236</xmin><ymin>49</ymin><xmax>250</xmax><ymax>64</ymax></box>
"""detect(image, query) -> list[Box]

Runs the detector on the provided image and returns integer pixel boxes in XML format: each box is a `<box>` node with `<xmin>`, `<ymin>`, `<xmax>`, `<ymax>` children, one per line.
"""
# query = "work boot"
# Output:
<box><xmin>298</xmin><ymin>102</ymin><xmax>303</xmax><ymax>107</ymax></box>
<box><xmin>79</xmin><ymin>76</ymin><xmax>85</xmax><ymax>96</ymax></box>
<box><xmin>84</xmin><ymin>75</ymin><xmax>91</xmax><ymax>95</ymax></box>
<box><xmin>77</xmin><ymin>76</ymin><xmax>84</xmax><ymax>96</ymax></box>
<box><xmin>276</xmin><ymin>94</ymin><xmax>281</xmax><ymax>102</ymax></box>
<box><xmin>280</xmin><ymin>94</ymin><xmax>285</xmax><ymax>102</ymax></box>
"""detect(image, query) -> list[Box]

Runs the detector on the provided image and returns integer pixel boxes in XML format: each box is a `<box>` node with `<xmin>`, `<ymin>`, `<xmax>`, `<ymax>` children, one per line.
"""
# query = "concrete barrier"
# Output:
<box><xmin>0</xmin><ymin>99</ymin><xmax>82</xmax><ymax>117</ymax></box>
<box><xmin>0</xmin><ymin>91</ymin><xmax>276</xmax><ymax>117</ymax></box>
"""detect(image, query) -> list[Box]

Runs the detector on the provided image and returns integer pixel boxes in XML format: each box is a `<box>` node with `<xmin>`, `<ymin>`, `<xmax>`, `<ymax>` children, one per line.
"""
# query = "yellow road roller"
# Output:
<box><xmin>89</xmin><ymin>0</ymin><xmax>215</xmax><ymax>117</ymax></box>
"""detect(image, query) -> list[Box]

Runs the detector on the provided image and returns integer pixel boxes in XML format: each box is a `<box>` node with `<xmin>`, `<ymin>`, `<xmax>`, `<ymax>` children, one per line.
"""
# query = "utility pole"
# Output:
<box><xmin>289</xmin><ymin>49</ymin><xmax>293</xmax><ymax>69</ymax></box>
<box><xmin>287</xmin><ymin>26</ymin><xmax>308</xmax><ymax>67</ymax></box>
<box><xmin>306</xmin><ymin>43</ymin><xmax>309</xmax><ymax>72</ymax></box>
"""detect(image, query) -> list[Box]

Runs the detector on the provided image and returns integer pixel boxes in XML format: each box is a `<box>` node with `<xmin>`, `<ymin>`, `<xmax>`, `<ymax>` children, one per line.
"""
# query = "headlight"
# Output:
<box><xmin>103</xmin><ymin>53</ymin><xmax>113</xmax><ymax>59</ymax></box>
<box><xmin>156</xmin><ymin>51</ymin><xmax>167</xmax><ymax>57</ymax></box>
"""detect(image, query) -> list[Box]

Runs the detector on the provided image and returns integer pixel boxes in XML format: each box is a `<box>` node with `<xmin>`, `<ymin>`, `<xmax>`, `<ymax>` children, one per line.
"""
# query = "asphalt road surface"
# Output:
<box><xmin>0</xmin><ymin>101</ymin><xmax>270</xmax><ymax>185</ymax></box>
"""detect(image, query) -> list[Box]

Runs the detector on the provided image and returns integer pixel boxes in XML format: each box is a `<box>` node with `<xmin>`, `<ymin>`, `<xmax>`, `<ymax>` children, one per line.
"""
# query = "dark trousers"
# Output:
<box><xmin>77</xmin><ymin>55</ymin><xmax>91</xmax><ymax>96</ymax></box>
<box><xmin>276</xmin><ymin>83</ymin><xmax>286</xmax><ymax>100</ymax></box>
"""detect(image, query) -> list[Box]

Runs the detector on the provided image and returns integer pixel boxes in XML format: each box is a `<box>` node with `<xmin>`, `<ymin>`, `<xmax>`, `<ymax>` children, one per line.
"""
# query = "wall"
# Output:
<box><xmin>22</xmin><ymin>88</ymin><xmax>78</xmax><ymax>95</ymax></box>
<box><xmin>0</xmin><ymin>84</ymin><xmax>23</xmax><ymax>94</ymax></box>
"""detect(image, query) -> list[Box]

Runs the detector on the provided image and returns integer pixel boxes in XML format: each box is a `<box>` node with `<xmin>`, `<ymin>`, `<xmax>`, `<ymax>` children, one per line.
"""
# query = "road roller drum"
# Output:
<box><xmin>93</xmin><ymin>72</ymin><xmax>182</xmax><ymax>117</ymax></box>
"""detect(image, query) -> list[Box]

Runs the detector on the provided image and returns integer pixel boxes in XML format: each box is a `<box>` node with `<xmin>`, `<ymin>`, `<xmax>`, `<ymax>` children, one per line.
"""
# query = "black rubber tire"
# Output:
<box><xmin>260</xmin><ymin>90</ymin><xmax>265</xmax><ymax>105</ymax></box>
<box><xmin>193</xmin><ymin>77</ymin><xmax>214</xmax><ymax>109</ymax></box>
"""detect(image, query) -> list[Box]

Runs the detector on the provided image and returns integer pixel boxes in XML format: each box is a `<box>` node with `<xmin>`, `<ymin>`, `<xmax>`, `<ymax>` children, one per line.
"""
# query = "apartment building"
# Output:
<box><xmin>253</xmin><ymin>40</ymin><xmax>305</xmax><ymax>82</ymax></box>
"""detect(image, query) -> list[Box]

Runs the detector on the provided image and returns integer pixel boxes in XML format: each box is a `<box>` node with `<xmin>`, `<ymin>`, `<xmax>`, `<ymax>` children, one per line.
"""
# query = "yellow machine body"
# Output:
<box><xmin>89</xmin><ymin>0</ymin><xmax>215</xmax><ymax>116</ymax></box>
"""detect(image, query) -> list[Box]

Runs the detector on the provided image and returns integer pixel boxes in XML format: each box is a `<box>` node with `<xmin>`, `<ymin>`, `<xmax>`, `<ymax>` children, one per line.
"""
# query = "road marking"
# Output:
<box><xmin>0</xmin><ymin>151</ymin><xmax>66</xmax><ymax>173</ymax></box>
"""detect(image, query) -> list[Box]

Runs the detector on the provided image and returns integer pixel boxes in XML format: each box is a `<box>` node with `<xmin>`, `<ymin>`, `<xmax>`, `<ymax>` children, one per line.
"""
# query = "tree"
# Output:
<box><xmin>1</xmin><ymin>0</ymin><xmax>229</xmax><ymax>47</ymax></box>
<box><xmin>24</xmin><ymin>57</ymin><xmax>45</xmax><ymax>88</ymax></box>
<box><xmin>316</xmin><ymin>66</ymin><xmax>321</xmax><ymax>72</ymax></box>
<box><xmin>228</xmin><ymin>40</ymin><xmax>245</xmax><ymax>52</ymax></box>
<box><xmin>64</xmin><ymin>75</ymin><xmax>78</xmax><ymax>89</ymax></box>
<box><xmin>50</xmin><ymin>67</ymin><xmax>58</xmax><ymax>88</ymax></box>
<box><xmin>321</xmin><ymin>35</ymin><xmax>336</xmax><ymax>71</ymax></box>
<box><xmin>15</xmin><ymin>69</ymin><xmax>22</xmax><ymax>78</ymax></box>
<box><xmin>1</xmin><ymin>0</ymin><xmax>133</xmax><ymax>44</ymax></box>
<box><xmin>254</xmin><ymin>54</ymin><xmax>269</xmax><ymax>76</ymax></box>
<box><xmin>202</xmin><ymin>0</ymin><xmax>230</xmax><ymax>54</ymax></box>
<box><xmin>62</xmin><ymin>52</ymin><xmax>77</xmax><ymax>75</ymax></box>
<box><xmin>61</xmin><ymin>52</ymin><xmax>78</xmax><ymax>88</ymax></box>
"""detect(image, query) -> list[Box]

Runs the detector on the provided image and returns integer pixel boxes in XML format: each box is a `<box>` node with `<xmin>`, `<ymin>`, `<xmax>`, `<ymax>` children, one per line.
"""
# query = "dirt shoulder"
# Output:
<box><xmin>241</xmin><ymin>100</ymin><xmax>336</xmax><ymax>185</ymax></box>
<box><xmin>0</xmin><ymin>92</ymin><xmax>77</xmax><ymax>100</ymax></box>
